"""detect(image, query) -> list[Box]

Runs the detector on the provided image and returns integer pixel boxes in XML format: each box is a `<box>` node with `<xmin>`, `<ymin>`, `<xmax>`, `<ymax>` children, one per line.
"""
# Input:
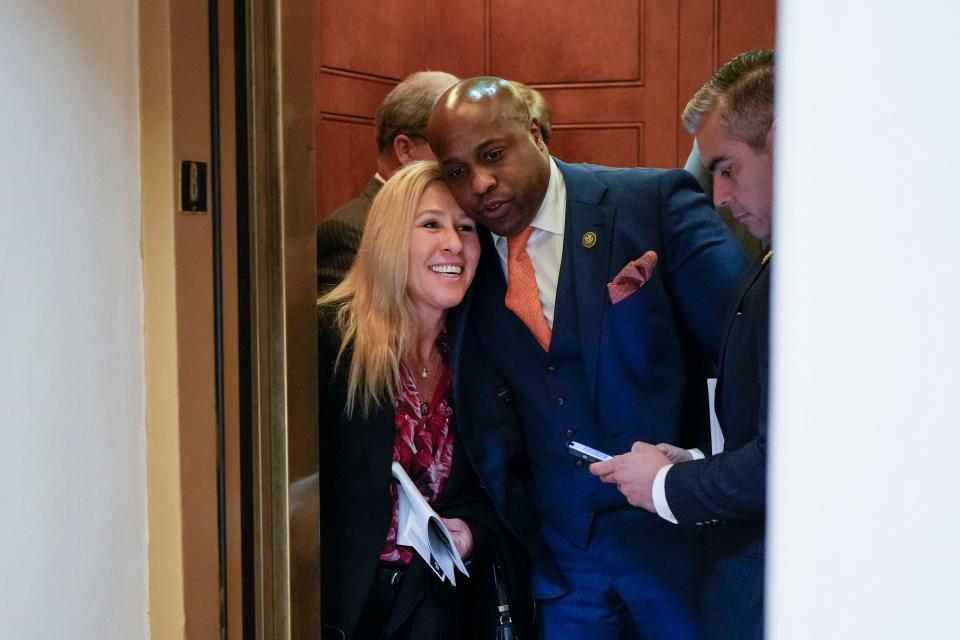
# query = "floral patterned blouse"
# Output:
<box><xmin>379</xmin><ymin>340</ymin><xmax>455</xmax><ymax>564</ymax></box>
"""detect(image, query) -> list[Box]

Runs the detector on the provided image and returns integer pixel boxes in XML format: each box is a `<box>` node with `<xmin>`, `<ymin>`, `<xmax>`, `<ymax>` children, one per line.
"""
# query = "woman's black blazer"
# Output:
<box><xmin>317</xmin><ymin>305</ymin><xmax>532</xmax><ymax>639</ymax></box>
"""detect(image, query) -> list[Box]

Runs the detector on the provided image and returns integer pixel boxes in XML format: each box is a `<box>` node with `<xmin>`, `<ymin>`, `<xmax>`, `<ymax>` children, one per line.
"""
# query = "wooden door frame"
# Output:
<box><xmin>243</xmin><ymin>0</ymin><xmax>317</xmax><ymax>637</ymax></box>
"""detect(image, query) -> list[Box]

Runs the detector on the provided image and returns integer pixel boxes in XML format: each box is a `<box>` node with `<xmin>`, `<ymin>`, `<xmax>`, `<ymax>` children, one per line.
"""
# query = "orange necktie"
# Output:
<box><xmin>505</xmin><ymin>227</ymin><xmax>552</xmax><ymax>351</ymax></box>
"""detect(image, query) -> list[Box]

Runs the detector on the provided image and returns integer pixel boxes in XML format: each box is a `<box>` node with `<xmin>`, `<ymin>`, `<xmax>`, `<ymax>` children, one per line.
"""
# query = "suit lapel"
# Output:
<box><xmin>718</xmin><ymin>251</ymin><xmax>770</xmax><ymax>369</ymax></box>
<box><xmin>556</xmin><ymin>160</ymin><xmax>615</xmax><ymax>401</ymax></box>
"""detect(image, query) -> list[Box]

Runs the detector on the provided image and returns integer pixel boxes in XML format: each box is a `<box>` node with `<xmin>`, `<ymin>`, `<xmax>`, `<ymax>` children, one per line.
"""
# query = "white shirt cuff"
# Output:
<box><xmin>688</xmin><ymin>448</ymin><xmax>705</xmax><ymax>460</ymax></box>
<box><xmin>652</xmin><ymin>463</ymin><xmax>678</xmax><ymax>524</ymax></box>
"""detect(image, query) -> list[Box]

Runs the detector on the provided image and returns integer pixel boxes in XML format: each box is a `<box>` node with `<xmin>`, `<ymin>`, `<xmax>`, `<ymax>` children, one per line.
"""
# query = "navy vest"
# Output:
<box><xmin>473</xmin><ymin>233</ymin><xmax>623</xmax><ymax>549</ymax></box>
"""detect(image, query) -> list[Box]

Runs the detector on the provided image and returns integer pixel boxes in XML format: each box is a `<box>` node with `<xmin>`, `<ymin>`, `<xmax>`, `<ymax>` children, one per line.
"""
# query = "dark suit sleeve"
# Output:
<box><xmin>663</xmin><ymin>267</ymin><xmax>770</xmax><ymax>525</ymax></box>
<box><xmin>664</xmin><ymin>423</ymin><xmax>766</xmax><ymax>524</ymax></box>
<box><xmin>657</xmin><ymin>169</ymin><xmax>749</xmax><ymax>363</ymax></box>
<box><xmin>316</xmin><ymin>217</ymin><xmax>363</xmax><ymax>292</ymax></box>
<box><xmin>317</xmin><ymin>303</ymin><xmax>347</xmax><ymax>429</ymax></box>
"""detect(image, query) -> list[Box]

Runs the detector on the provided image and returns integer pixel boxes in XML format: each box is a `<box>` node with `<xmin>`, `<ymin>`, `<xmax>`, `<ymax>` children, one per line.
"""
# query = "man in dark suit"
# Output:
<box><xmin>591</xmin><ymin>49</ymin><xmax>775</xmax><ymax>640</ymax></box>
<box><xmin>428</xmin><ymin>77</ymin><xmax>748</xmax><ymax>639</ymax></box>
<box><xmin>316</xmin><ymin>70</ymin><xmax>458</xmax><ymax>291</ymax></box>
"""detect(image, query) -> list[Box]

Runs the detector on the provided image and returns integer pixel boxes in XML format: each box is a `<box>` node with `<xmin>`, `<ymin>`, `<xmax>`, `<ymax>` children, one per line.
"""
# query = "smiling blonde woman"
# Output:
<box><xmin>316</xmin><ymin>161</ymin><xmax>530</xmax><ymax>639</ymax></box>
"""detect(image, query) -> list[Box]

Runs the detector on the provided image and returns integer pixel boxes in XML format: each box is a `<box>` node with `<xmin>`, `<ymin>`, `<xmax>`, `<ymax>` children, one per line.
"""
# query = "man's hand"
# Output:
<box><xmin>656</xmin><ymin>442</ymin><xmax>694</xmax><ymax>463</ymax></box>
<box><xmin>589</xmin><ymin>441</ymin><xmax>672</xmax><ymax>512</ymax></box>
<box><xmin>439</xmin><ymin>517</ymin><xmax>474</xmax><ymax>560</ymax></box>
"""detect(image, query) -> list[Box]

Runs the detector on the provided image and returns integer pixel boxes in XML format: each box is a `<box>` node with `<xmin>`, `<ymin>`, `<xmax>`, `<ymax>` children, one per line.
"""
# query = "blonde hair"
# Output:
<box><xmin>319</xmin><ymin>160</ymin><xmax>443</xmax><ymax>418</ymax></box>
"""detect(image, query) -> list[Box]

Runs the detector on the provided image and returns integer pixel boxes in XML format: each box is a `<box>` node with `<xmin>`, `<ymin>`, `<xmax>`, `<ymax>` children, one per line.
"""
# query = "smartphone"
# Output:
<box><xmin>566</xmin><ymin>440</ymin><xmax>612</xmax><ymax>464</ymax></box>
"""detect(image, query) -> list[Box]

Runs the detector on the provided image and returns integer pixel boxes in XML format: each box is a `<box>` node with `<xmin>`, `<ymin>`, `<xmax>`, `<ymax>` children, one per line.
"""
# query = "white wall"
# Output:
<box><xmin>769</xmin><ymin>2</ymin><xmax>960</xmax><ymax>638</ymax></box>
<box><xmin>0</xmin><ymin>2</ymin><xmax>148</xmax><ymax>638</ymax></box>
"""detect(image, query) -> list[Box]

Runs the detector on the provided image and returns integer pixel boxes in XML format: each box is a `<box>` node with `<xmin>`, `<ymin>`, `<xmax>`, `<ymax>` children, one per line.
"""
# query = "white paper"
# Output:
<box><xmin>391</xmin><ymin>462</ymin><xmax>470</xmax><ymax>585</ymax></box>
<box><xmin>707</xmin><ymin>378</ymin><xmax>725</xmax><ymax>455</ymax></box>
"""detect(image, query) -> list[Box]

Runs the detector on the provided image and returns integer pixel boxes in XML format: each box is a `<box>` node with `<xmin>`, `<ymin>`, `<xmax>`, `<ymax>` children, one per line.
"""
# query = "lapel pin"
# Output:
<box><xmin>581</xmin><ymin>231</ymin><xmax>597</xmax><ymax>248</ymax></box>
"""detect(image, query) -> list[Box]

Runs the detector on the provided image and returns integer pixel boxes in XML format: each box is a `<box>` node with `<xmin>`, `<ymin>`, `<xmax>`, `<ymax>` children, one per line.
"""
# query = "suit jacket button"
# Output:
<box><xmin>556</xmin><ymin>396</ymin><xmax>565</xmax><ymax>406</ymax></box>
<box><xmin>565</xmin><ymin>428</ymin><xmax>575</xmax><ymax>439</ymax></box>
<box><xmin>546</xmin><ymin>365</ymin><xmax>557</xmax><ymax>373</ymax></box>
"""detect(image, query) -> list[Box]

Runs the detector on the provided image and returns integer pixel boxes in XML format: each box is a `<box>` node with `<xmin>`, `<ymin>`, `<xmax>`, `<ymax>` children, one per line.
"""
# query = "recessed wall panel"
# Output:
<box><xmin>318</xmin><ymin>0</ymin><xmax>423</xmax><ymax>79</ymax></box>
<box><xmin>317</xmin><ymin>118</ymin><xmax>377</xmax><ymax>220</ymax></box>
<box><xmin>549</xmin><ymin>125</ymin><xmax>643</xmax><ymax>167</ymax></box>
<box><xmin>317</xmin><ymin>71</ymin><xmax>394</xmax><ymax>119</ymax></box>
<box><xmin>490</xmin><ymin>0</ymin><xmax>642</xmax><ymax>83</ymax></box>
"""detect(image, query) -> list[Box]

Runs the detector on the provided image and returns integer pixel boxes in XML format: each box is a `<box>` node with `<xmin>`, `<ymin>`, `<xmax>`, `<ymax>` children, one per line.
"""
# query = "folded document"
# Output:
<box><xmin>391</xmin><ymin>462</ymin><xmax>470</xmax><ymax>585</ymax></box>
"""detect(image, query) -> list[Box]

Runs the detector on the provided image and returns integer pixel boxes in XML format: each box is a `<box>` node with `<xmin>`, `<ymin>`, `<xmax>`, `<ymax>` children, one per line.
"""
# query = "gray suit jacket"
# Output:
<box><xmin>316</xmin><ymin>176</ymin><xmax>382</xmax><ymax>292</ymax></box>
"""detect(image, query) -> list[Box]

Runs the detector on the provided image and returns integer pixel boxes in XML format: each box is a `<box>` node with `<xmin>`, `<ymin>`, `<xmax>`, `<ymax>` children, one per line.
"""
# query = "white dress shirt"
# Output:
<box><xmin>652</xmin><ymin>379</ymin><xmax>725</xmax><ymax>524</ymax></box>
<box><xmin>490</xmin><ymin>157</ymin><xmax>566</xmax><ymax>328</ymax></box>
<box><xmin>652</xmin><ymin>449</ymin><xmax>706</xmax><ymax>524</ymax></box>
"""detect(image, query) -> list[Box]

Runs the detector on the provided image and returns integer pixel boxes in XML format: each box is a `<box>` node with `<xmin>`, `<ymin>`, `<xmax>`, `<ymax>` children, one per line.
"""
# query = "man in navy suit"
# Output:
<box><xmin>591</xmin><ymin>50</ymin><xmax>775</xmax><ymax>639</ymax></box>
<box><xmin>428</xmin><ymin>77</ymin><xmax>748</xmax><ymax>639</ymax></box>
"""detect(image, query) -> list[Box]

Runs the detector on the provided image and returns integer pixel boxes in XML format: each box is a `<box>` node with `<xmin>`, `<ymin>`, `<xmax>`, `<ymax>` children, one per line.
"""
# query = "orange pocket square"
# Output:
<box><xmin>607</xmin><ymin>251</ymin><xmax>658</xmax><ymax>304</ymax></box>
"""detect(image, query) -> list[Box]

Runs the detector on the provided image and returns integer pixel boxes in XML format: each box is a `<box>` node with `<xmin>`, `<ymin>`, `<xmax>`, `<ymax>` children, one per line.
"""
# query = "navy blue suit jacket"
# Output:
<box><xmin>664</xmin><ymin>253</ymin><xmax>770</xmax><ymax>639</ymax></box>
<box><xmin>447</xmin><ymin>159</ymin><xmax>749</xmax><ymax>597</ymax></box>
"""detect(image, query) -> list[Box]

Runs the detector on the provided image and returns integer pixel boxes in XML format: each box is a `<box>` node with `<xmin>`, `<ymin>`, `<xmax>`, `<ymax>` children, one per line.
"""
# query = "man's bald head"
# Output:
<box><xmin>435</xmin><ymin>77</ymin><xmax>531</xmax><ymax>125</ymax></box>
<box><xmin>427</xmin><ymin>77</ymin><xmax>550</xmax><ymax>237</ymax></box>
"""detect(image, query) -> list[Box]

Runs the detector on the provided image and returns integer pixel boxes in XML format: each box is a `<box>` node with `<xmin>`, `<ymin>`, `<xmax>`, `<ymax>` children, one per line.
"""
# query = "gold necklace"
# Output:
<box><xmin>416</xmin><ymin>349</ymin><xmax>439</xmax><ymax>379</ymax></box>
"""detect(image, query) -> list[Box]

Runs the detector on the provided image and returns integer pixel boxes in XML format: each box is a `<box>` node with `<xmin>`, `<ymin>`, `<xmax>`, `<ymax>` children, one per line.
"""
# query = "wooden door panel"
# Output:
<box><xmin>317</xmin><ymin>117</ymin><xmax>378</xmax><ymax>216</ymax></box>
<box><xmin>489</xmin><ymin>0</ymin><xmax>641</xmax><ymax>83</ymax></box>
<box><xmin>423</xmin><ymin>0</ymin><xmax>486</xmax><ymax>77</ymax></box>
<box><xmin>490</xmin><ymin>0</ymin><xmax>679</xmax><ymax>168</ymax></box>
<box><xmin>549</xmin><ymin>125</ymin><xmax>643</xmax><ymax>168</ymax></box>
<box><xmin>540</xmin><ymin>85</ymin><xmax>646</xmax><ymax>123</ymax></box>
<box><xmin>318</xmin><ymin>0</ymin><xmax>424</xmax><ymax>78</ymax></box>
<box><xmin>718</xmin><ymin>0</ymin><xmax>777</xmax><ymax>64</ymax></box>
<box><xmin>316</xmin><ymin>71</ymin><xmax>392</xmax><ymax>118</ymax></box>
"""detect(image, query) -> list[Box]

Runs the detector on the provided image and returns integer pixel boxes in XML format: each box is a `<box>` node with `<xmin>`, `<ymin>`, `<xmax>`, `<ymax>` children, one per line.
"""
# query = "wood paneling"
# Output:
<box><xmin>423</xmin><ymin>0</ymin><xmax>486</xmax><ymax>77</ymax></box>
<box><xmin>316</xmin><ymin>70</ymin><xmax>393</xmax><ymax>118</ymax></box>
<box><xmin>315</xmin><ymin>0</ymin><xmax>777</xmax><ymax>222</ymax></box>
<box><xmin>490</xmin><ymin>0</ymin><xmax>642</xmax><ymax>83</ymax></box>
<box><xmin>549</xmin><ymin>125</ymin><xmax>643</xmax><ymax>167</ymax></box>
<box><xmin>541</xmin><ymin>85</ymin><xmax>653</xmax><ymax>121</ymax></box>
<box><xmin>317</xmin><ymin>117</ymin><xmax>377</xmax><ymax>226</ymax></box>
<box><xmin>718</xmin><ymin>0</ymin><xmax>777</xmax><ymax>64</ymax></box>
<box><xmin>317</xmin><ymin>0</ymin><xmax>424</xmax><ymax>77</ymax></box>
